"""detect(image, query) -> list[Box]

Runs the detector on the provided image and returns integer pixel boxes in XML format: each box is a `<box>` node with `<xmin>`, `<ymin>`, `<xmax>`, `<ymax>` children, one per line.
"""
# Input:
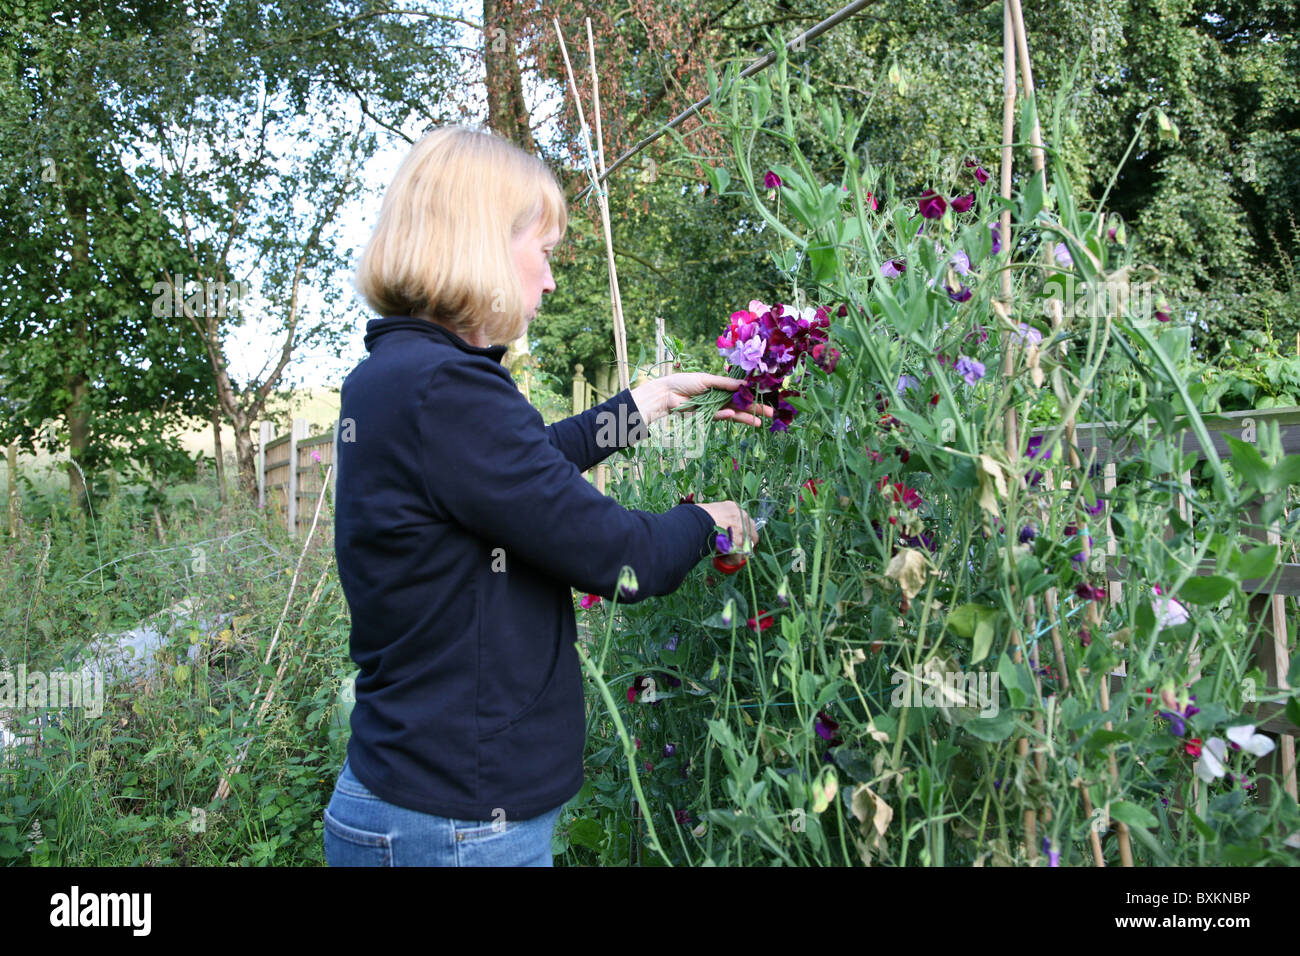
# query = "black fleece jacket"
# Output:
<box><xmin>333</xmin><ymin>316</ymin><xmax>716</xmax><ymax>820</ymax></box>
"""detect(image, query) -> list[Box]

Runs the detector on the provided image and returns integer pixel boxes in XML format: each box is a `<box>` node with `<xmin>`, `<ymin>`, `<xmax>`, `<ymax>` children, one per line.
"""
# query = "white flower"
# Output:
<box><xmin>1225</xmin><ymin>724</ymin><xmax>1275</xmax><ymax>757</ymax></box>
<box><xmin>1194</xmin><ymin>725</ymin><xmax>1275</xmax><ymax>783</ymax></box>
<box><xmin>1152</xmin><ymin>593</ymin><xmax>1190</xmax><ymax>629</ymax></box>
<box><xmin>1194</xmin><ymin>736</ymin><xmax>1230</xmax><ymax>783</ymax></box>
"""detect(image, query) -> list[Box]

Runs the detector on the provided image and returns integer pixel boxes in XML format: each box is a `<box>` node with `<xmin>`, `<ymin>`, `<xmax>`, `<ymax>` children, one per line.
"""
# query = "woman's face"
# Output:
<box><xmin>511</xmin><ymin>218</ymin><xmax>560</xmax><ymax>326</ymax></box>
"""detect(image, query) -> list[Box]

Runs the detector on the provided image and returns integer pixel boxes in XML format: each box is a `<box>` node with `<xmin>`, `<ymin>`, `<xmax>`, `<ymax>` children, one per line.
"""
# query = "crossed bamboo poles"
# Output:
<box><xmin>999</xmin><ymin>0</ymin><xmax>1133</xmax><ymax>867</ymax></box>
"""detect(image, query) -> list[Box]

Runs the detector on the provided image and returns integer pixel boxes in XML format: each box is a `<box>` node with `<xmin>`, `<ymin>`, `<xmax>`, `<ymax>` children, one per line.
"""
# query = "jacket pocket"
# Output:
<box><xmin>478</xmin><ymin>632</ymin><xmax>561</xmax><ymax>740</ymax></box>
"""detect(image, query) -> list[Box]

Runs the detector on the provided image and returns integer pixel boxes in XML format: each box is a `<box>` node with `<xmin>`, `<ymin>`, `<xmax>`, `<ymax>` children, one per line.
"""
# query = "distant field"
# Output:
<box><xmin>1</xmin><ymin>388</ymin><xmax>342</xmax><ymax>491</ymax></box>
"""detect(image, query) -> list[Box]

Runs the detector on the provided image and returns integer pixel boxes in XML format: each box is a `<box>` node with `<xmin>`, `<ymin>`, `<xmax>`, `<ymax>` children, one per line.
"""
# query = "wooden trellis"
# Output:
<box><xmin>1058</xmin><ymin>406</ymin><xmax>1300</xmax><ymax>806</ymax></box>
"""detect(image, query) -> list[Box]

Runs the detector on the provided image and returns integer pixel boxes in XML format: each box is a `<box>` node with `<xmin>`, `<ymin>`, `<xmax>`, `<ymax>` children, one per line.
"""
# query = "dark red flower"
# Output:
<box><xmin>950</xmin><ymin>193</ymin><xmax>975</xmax><ymax>213</ymax></box>
<box><xmin>678</xmin><ymin>492</ymin><xmax>696</xmax><ymax>504</ymax></box>
<box><xmin>747</xmin><ymin>610</ymin><xmax>775</xmax><ymax>632</ymax></box>
<box><xmin>713</xmin><ymin>553</ymin><xmax>747</xmax><ymax>575</ymax></box>
<box><xmin>918</xmin><ymin>189</ymin><xmax>947</xmax><ymax>219</ymax></box>
<box><xmin>1075</xmin><ymin>582</ymin><xmax>1106</xmax><ymax>603</ymax></box>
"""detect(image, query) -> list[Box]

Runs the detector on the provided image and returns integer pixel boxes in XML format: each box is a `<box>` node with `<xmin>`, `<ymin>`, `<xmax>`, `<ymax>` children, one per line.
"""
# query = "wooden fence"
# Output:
<box><xmin>257</xmin><ymin>418</ymin><xmax>337</xmax><ymax>540</ymax></box>
<box><xmin>1035</xmin><ymin>405</ymin><xmax>1300</xmax><ymax>804</ymax></box>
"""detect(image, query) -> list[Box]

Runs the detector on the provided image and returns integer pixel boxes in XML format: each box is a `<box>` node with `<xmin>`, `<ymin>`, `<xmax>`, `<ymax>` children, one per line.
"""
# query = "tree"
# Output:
<box><xmin>0</xmin><ymin>0</ymin><xmax>216</xmax><ymax>508</ymax></box>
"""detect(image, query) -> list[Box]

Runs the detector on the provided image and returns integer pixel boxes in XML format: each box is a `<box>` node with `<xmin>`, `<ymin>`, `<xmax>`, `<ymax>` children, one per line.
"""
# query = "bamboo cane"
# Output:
<box><xmin>586</xmin><ymin>19</ymin><xmax>631</xmax><ymax>398</ymax></box>
<box><xmin>1006</xmin><ymin>0</ymin><xmax>1133</xmax><ymax>867</ymax></box>
<box><xmin>212</xmin><ymin>464</ymin><xmax>333</xmax><ymax>803</ymax></box>
<box><xmin>553</xmin><ymin>19</ymin><xmax>631</xmax><ymax>397</ymax></box>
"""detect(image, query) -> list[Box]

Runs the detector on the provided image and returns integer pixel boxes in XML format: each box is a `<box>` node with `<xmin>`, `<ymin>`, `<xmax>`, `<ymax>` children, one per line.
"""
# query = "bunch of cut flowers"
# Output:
<box><xmin>681</xmin><ymin>300</ymin><xmax>841</xmax><ymax>430</ymax></box>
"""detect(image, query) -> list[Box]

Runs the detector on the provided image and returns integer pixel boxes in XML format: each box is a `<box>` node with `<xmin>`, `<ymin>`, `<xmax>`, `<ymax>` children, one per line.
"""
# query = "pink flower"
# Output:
<box><xmin>580</xmin><ymin>594</ymin><xmax>601</xmax><ymax>609</ymax></box>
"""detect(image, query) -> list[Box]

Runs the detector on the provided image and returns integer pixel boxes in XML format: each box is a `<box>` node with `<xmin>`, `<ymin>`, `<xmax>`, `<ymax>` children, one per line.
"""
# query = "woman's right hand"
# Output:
<box><xmin>694</xmin><ymin>501</ymin><xmax>759</xmax><ymax>560</ymax></box>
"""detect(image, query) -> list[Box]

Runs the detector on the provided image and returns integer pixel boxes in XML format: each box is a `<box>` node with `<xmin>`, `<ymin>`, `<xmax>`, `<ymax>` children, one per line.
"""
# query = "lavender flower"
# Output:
<box><xmin>954</xmin><ymin>356</ymin><xmax>985</xmax><ymax>386</ymax></box>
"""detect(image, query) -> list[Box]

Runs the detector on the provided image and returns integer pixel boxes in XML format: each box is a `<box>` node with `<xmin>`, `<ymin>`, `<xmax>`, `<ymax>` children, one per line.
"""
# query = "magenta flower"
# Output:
<box><xmin>865</xmin><ymin>190</ymin><xmax>879</xmax><ymax>211</ymax></box>
<box><xmin>918</xmin><ymin>189</ymin><xmax>947</xmax><ymax>219</ymax></box>
<box><xmin>964</xmin><ymin>158</ymin><xmax>990</xmax><ymax>185</ymax></box>
<box><xmin>1053</xmin><ymin>242</ymin><xmax>1073</xmax><ymax>268</ymax></box>
<box><xmin>764</xmin><ymin>170</ymin><xmax>782</xmax><ymax>190</ymax></box>
<box><xmin>950</xmin><ymin>193</ymin><xmax>975</xmax><ymax>213</ymax></box>
<box><xmin>580</xmin><ymin>594</ymin><xmax>601</xmax><ymax>609</ymax></box>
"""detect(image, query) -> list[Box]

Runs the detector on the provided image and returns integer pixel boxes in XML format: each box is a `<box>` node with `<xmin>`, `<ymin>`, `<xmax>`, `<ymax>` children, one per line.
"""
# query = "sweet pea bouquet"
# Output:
<box><xmin>682</xmin><ymin>300</ymin><xmax>841</xmax><ymax>431</ymax></box>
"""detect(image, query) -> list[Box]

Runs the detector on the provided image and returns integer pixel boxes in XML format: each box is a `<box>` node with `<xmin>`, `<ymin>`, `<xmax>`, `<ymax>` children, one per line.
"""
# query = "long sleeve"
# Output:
<box><xmin>544</xmin><ymin>387</ymin><xmax>647</xmax><ymax>474</ymax></box>
<box><xmin>419</xmin><ymin>358</ymin><xmax>714</xmax><ymax>602</ymax></box>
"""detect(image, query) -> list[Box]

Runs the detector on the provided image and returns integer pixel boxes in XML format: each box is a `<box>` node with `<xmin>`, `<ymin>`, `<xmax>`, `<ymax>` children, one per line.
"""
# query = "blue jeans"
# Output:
<box><xmin>323</xmin><ymin>757</ymin><xmax>563</xmax><ymax>866</ymax></box>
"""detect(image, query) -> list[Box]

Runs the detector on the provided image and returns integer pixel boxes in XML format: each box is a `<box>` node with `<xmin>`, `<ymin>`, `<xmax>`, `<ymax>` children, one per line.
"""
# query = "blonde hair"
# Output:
<box><xmin>353</xmin><ymin>125</ymin><xmax>567</xmax><ymax>345</ymax></box>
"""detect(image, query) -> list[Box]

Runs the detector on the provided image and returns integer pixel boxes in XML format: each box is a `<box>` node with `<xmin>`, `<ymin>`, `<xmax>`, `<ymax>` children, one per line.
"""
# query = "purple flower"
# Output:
<box><xmin>989</xmin><ymin>222</ymin><xmax>1002</xmax><ymax>255</ymax></box>
<box><xmin>897</xmin><ymin>374</ymin><xmax>921</xmax><ymax>396</ymax></box>
<box><xmin>881</xmin><ymin>258</ymin><xmax>907</xmax><ymax>278</ymax></box>
<box><xmin>1053</xmin><ymin>242</ymin><xmax>1073</xmax><ymax>268</ymax></box>
<box><xmin>950</xmin><ymin>250</ymin><xmax>972</xmax><ymax>276</ymax></box>
<box><xmin>1019</xmin><ymin>525</ymin><xmax>1037</xmax><ymax>544</ymax></box>
<box><xmin>764</xmin><ymin>170</ymin><xmax>782</xmax><ymax>190</ymax></box>
<box><xmin>715</xmin><ymin>531</ymin><xmax>732</xmax><ymax>554</ymax></box>
<box><xmin>724</xmin><ymin>335</ymin><xmax>767</xmax><ymax>374</ymax></box>
<box><xmin>950</xmin><ymin>193</ymin><xmax>975</xmax><ymax>213</ymax></box>
<box><xmin>1042</xmin><ymin>837</ymin><xmax>1060</xmax><ymax>867</ymax></box>
<box><xmin>947</xmin><ymin>284</ymin><xmax>973</xmax><ymax>303</ymax></box>
<box><xmin>814</xmin><ymin>711</ymin><xmax>843</xmax><ymax>746</ymax></box>
<box><xmin>1012</xmin><ymin>323</ymin><xmax>1042</xmax><ymax>346</ymax></box>
<box><xmin>1026</xmin><ymin>435</ymin><xmax>1051</xmax><ymax>461</ymax></box>
<box><xmin>954</xmin><ymin>356</ymin><xmax>985</xmax><ymax>386</ymax></box>
<box><xmin>1085</xmin><ymin>496</ymin><xmax>1105</xmax><ymax>516</ymax></box>
<box><xmin>663</xmin><ymin>634</ymin><xmax>680</xmax><ymax>652</ymax></box>
<box><xmin>964</xmin><ymin>158</ymin><xmax>990</xmax><ymax>185</ymax></box>
<box><xmin>918</xmin><ymin>190</ymin><xmax>947</xmax><ymax>220</ymax></box>
<box><xmin>664</xmin><ymin>743</ymin><xmax>677</xmax><ymax>757</ymax></box>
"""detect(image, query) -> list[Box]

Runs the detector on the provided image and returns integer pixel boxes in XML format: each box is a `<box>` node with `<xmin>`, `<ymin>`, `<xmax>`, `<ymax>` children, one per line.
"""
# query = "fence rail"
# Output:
<box><xmin>258</xmin><ymin>418</ymin><xmax>337</xmax><ymax>540</ymax></box>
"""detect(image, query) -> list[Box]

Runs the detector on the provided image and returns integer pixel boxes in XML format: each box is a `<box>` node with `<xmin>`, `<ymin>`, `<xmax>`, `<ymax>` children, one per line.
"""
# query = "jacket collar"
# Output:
<box><xmin>364</xmin><ymin>315</ymin><xmax>508</xmax><ymax>364</ymax></box>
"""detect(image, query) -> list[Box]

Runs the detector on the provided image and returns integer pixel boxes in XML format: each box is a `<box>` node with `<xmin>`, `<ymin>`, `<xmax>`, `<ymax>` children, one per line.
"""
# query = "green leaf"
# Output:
<box><xmin>1230</xmin><ymin>544</ymin><xmax>1278</xmax><ymax>581</ymax></box>
<box><xmin>1110</xmin><ymin>801</ymin><xmax>1159</xmax><ymax>829</ymax></box>
<box><xmin>962</xmin><ymin>710</ymin><xmax>1014</xmax><ymax>742</ymax></box>
<box><xmin>971</xmin><ymin>615</ymin><xmax>996</xmax><ymax>666</ymax></box>
<box><xmin>1226</xmin><ymin>435</ymin><xmax>1269</xmax><ymax>491</ymax></box>
<box><xmin>1187</xmin><ymin>809</ymin><xmax>1217</xmax><ymax>841</ymax></box>
<box><xmin>1177</xmin><ymin>575</ymin><xmax>1235</xmax><ymax>605</ymax></box>
<box><xmin>1085</xmin><ymin>729</ymin><xmax>1132</xmax><ymax>752</ymax></box>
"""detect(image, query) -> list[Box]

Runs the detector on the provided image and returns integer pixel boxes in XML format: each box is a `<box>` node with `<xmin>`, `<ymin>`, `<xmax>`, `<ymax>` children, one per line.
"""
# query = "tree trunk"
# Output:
<box><xmin>212</xmin><ymin>405</ymin><xmax>227</xmax><ymax>504</ymax></box>
<box><xmin>484</xmin><ymin>0</ymin><xmax>536</xmax><ymax>151</ymax></box>
<box><xmin>65</xmin><ymin>193</ymin><xmax>92</xmax><ymax>512</ymax></box>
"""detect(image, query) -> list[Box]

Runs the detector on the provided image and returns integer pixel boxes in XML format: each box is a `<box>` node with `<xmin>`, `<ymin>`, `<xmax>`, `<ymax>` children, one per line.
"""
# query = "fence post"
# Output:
<box><xmin>573</xmin><ymin>363</ymin><xmax>588</xmax><ymax>415</ymax></box>
<box><xmin>331</xmin><ymin>417</ymin><xmax>340</xmax><ymax>504</ymax></box>
<box><xmin>287</xmin><ymin>418</ymin><xmax>309</xmax><ymax>536</ymax></box>
<box><xmin>6</xmin><ymin>441</ymin><xmax>18</xmax><ymax>538</ymax></box>
<box><xmin>257</xmin><ymin>421</ymin><xmax>273</xmax><ymax>511</ymax></box>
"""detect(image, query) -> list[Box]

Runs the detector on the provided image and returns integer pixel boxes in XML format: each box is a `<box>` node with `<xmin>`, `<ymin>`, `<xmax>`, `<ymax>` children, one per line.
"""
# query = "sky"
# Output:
<box><xmin>223</xmin><ymin>0</ymin><xmax>572</xmax><ymax>393</ymax></box>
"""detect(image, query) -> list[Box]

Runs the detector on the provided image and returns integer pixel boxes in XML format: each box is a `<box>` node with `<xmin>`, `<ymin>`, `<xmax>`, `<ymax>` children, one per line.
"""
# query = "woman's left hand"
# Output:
<box><xmin>631</xmin><ymin>374</ymin><xmax>774</xmax><ymax>428</ymax></box>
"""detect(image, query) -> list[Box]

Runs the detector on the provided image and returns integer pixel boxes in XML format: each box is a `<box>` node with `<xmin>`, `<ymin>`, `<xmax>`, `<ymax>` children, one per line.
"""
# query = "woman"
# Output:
<box><xmin>323</xmin><ymin>125</ymin><xmax>770</xmax><ymax>866</ymax></box>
